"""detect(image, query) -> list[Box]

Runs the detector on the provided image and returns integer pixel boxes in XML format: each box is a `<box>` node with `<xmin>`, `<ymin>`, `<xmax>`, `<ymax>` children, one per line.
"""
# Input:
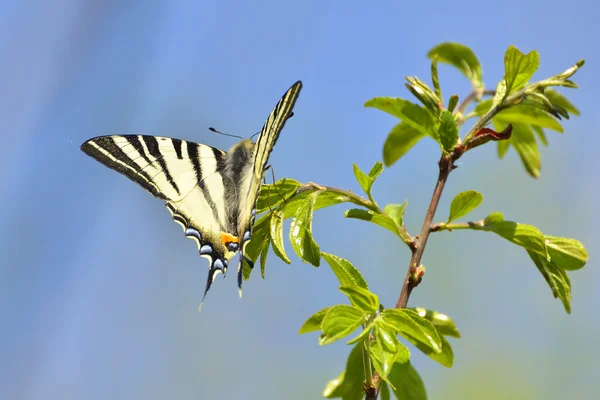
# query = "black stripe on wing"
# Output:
<box><xmin>186</xmin><ymin>141</ymin><xmax>225</xmax><ymax>225</ymax></box>
<box><xmin>81</xmin><ymin>136</ymin><xmax>167</xmax><ymax>200</ymax></box>
<box><xmin>253</xmin><ymin>80</ymin><xmax>302</xmax><ymax>176</ymax></box>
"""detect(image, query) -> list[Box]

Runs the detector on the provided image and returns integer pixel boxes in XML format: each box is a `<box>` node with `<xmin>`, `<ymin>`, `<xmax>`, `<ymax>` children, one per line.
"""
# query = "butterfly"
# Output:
<box><xmin>81</xmin><ymin>81</ymin><xmax>302</xmax><ymax>306</ymax></box>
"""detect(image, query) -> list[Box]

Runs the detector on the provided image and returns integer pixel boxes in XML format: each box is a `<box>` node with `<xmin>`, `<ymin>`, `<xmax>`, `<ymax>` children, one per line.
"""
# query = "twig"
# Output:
<box><xmin>396</xmin><ymin>155</ymin><xmax>455</xmax><ymax>308</ymax></box>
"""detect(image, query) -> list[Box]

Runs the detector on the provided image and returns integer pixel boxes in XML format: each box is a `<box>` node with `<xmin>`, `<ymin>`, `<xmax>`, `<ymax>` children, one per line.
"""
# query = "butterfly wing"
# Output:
<box><xmin>81</xmin><ymin>135</ymin><xmax>240</xmax><ymax>302</ymax></box>
<box><xmin>236</xmin><ymin>81</ymin><xmax>303</xmax><ymax>292</ymax></box>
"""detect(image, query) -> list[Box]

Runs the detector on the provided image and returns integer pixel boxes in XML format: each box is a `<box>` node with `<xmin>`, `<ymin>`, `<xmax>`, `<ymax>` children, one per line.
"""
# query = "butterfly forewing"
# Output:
<box><xmin>236</xmin><ymin>81</ymin><xmax>303</xmax><ymax>288</ymax></box>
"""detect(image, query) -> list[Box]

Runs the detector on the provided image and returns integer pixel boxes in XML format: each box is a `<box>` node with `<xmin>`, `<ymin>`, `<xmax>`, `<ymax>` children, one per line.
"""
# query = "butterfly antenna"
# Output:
<box><xmin>209</xmin><ymin>127</ymin><xmax>243</xmax><ymax>140</ymax></box>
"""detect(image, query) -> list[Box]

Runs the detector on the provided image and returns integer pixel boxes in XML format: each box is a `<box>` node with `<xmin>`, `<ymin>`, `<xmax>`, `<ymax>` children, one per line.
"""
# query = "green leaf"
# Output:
<box><xmin>427</xmin><ymin>42</ymin><xmax>483</xmax><ymax>87</ymax></box>
<box><xmin>531</xmin><ymin>125</ymin><xmax>548</xmax><ymax>146</ymax></box>
<box><xmin>473</xmin><ymin>98</ymin><xmax>493</xmax><ymax>115</ymax></box>
<box><xmin>383</xmin><ymin>122</ymin><xmax>427</xmax><ymax>166</ymax></box>
<box><xmin>279</xmin><ymin>187</ymin><xmax>349</xmax><ymax>219</ymax></box>
<box><xmin>259</xmin><ymin>236</ymin><xmax>269</xmax><ymax>279</ymax></box>
<box><xmin>545</xmin><ymin>236</ymin><xmax>588</xmax><ymax>271</ymax></box>
<box><xmin>545</xmin><ymin>89</ymin><xmax>580</xmax><ymax>116</ymax></box>
<box><xmin>323</xmin><ymin>343</ymin><xmax>365</xmax><ymax>399</ymax></box>
<box><xmin>320</xmin><ymin>305</ymin><xmax>366</xmax><ymax>345</ymax></box>
<box><xmin>431</xmin><ymin>56</ymin><xmax>442</xmax><ymax>103</ymax></box>
<box><xmin>368</xmin><ymin>324</ymin><xmax>410</xmax><ymax>382</ymax></box>
<box><xmin>527</xmin><ymin>249</ymin><xmax>572</xmax><ymax>313</ymax></box>
<box><xmin>339</xmin><ymin>286</ymin><xmax>379</xmax><ymax>313</ymax></box>
<box><xmin>387</xmin><ymin>361</ymin><xmax>427</xmax><ymax>400</ymax></box>
<box><xmin>385</xmin><ymin>202</ymin><xmax>408</xmax><ymax>229</ymax></box>
<box><xmin>447</xmin><ymin>94</ymin><xmax>458</xmax><ymax>113</ymax></box>
<box><xmin>242</xmin><ymin>214</ymin><xmax>271</xmax><ymax>279</ymax></box>
<box><xmin>484</xmin><ymin>211</ymin><xmax>504</xmax><ymax>224</ymax></box>
<box><xmin>256</xmin><ymin>178</ymin><xmax>301</xmax><ymax>214</ymax></box>
<box><xmin>497</xmin><ymin>140</ymin><xmax>511</xmax><ymax>158</ymax></box>
<box><xmin>380</xmin><ymin>381</ymin><xmax>391</xmax><ymax>400</ymax></box>
<box><xmin>495</xmin><ymin>106</ymin><xmax>564</xmax><ymax>132</ymax></box>
<box><xmin>289</xmin><ymin>191</ymin><xmax>321</xmax><ymax>266</ymax></box>
<box><xmin>299</xmin><ymin>307</ymin><xmax>332</xmax><ymax>334</ymax></box>
<box><xmin>447</xmin><ymin>190</ymin><xmax>483</xmax><ymax>223</ymax></box>
<box><xmin>369</xmin><ymin>161</ymin><xmax>384</xmax><ymax>179</ymax></box>
<box><xmin>510</xmin><ymin>123</ymin><xmax>542</xmax><ymax>178</ymax></box>
<box><xmin>405</xmin><ymin>77</ymin><xmax>441</xmax><ymax>116</ymax></box>
<box><xmin>503</xmin><ymin>46</ymin><xmax>540</xmax><ymax>94</ymax></box>
<box><xmin>410</xmin><ymin>308</ymin><xmax>460</xmax><ymax>338</ymax></box>
<box><xmin>365</xmin><ymin>98</ymin><xmax>438</xmax><ymax>138</ymax></box>
<box><xmin>403</xmin><ymin>332</ymin><xmax>454</xmax><ymax>368</ymax></box>
<box><xmin>437</xmin><ymin>110</ymin><xmax>459</xmax><ymax>152</ymax></box>
<box><xmin>381</xmin><ymin>309</ymin><xmax>442</xmax><ymax>353</ymax></box>
<box><xmin>483</xmin><ymin>218</ymin><xmax>547</xmax><ymax>257</ymax></box>
<box><xmin>269</xmin><ymin>210</ymin><xmax>291</xmax><ymax>264</ymax></box>
<box><xmin>322</xmin><ymin>252</ymin><xmax>369</xmax><ymax>289</ymax></box>
<box><xmin>345</xmin><ymin>208</ymin><xmax>400</xmax><ymax>237</ymax></box>
<box><xmin>353</xmin><ymin>164</ymin><xmax>373</xmax><ymax>196</ymax></box>
<box><xmin>347</xmin><ymin>319</ymin><xmax>376</xmax><ymax>345</ymax></box>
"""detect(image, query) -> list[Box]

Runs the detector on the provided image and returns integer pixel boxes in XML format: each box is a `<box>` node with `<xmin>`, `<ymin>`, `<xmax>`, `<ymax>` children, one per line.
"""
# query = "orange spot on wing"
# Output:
<box><xmin>221</xmin><ymin>233</ymin><xmax>239</xmax><ymax>246</ymax></box>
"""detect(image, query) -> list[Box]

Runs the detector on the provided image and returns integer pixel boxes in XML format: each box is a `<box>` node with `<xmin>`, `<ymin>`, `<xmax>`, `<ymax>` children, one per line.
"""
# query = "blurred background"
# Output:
<box><xmin>1</xmin><ymin>1</ymin><xmax>598</xmax><ymax>399</ymax></box>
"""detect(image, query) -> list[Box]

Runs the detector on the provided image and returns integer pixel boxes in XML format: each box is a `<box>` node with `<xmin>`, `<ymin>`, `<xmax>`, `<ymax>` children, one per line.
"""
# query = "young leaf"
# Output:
<box><xmin>447</xmin><ymin>190</ymin><xmax>483</xmax><ymax>223</ymax></box>
<box><xmin>364</xmin><ymin>98</ymin><xmax>438</xmax><ymax>138</ymax></box>
<box><xmin>242</xmin><ymin>214</ymin><xmax>271</xmax><ymax>279</ymax></box>
<box><xmin>483</xmin><ymin>211</ymin><xmax>504</xmax><ymax>224</ymax></box>
<box><xmin>509</xmin><ymin>123</ymin><xmax>542</xmax><ymax>178</ymax></box>
<box><xmin>545</xmin><ymin>89</ymin><xmax>580</xmax><ymax>116</ymax></box>
<box><xmin>384</xmin><ymin>201</ymin><xmax>408</xmax><ymax>227</ymax></box>
<box><xmin>353</xmin><ymin>164</ymin><xmax>374</xmax><ymax>196</ymax></box>
<box><xmin>531</xmin><ymin>125</ymin><xmax>548</xmax><ymax>146</ymax></box>
<box><xmin>299</xmin><ymin>306</ymin><xmax>333</xmax><ymax>334</ymax></box>
<box><xmin>381</xmin><ymin>309</ymin><xmax>442</xmax><ymax>353</ymax></box>
<box><xmin>259</xmin><ymin>237</ymin><xmax>269</xmax><ymax>279</ymax></box>
<box><xmin>379</xmin><ymin>381</ymin><xmax>391</xmax><ymax>400</ymax></box>
<box><xmin>368</xmin><ymin>324</ymin><xmax>410</xmax><ymax>382</ymax></box>
<box><xmin>289</xmin><ymin>191</ymin><xmax>321</xmax><ymax>266</ymax></box>
<box><xmin>387</xmin><ymin>361</ymin><xmax>427</xmax><ymax>400</ymax></box>
<box><xmin>320</xmin><ymin>305</ymin><xmax>366</xmax><ymax>345</ymax></box>
<box><xmin>503</xmin><ymin>46</ymin><xmax>540</xmax><ymax>94</ymax></box>
<box><xmin>323</xmin><ymin>343</ymin><xmax>365</xmax><ymax>399</ymax></box>
<box><xmin>321</xmin><ymin>252</ymin><xmax>369</xmax><ymax>290</ymax></box>
<box><xmin>347</xmin><ymin>319</ymin><xmax>376</xmax><ymax>345</ymax></box>
<box><xmin>411</xmin><ymin>308</ymin><xmax>460</xmax><ymax>338</ymax></box>
<box><xmin>484</xmin><ymin>219</ymin><xmax>547</xmax><ymax>257</ymax></box>
<box><xmin>495</xmin><ymin>106</ymin><xmax>564</xmax><ymax>132</ymax></box>
<box><xmin>256</xmin><ymin>178</ymin><xmax>301</xmax><ymax>214</ymax></box>
<box><xmin>383</xmin><ymin>122</ymin><xmax>427</xmax><ymax>166</ymax></box>
<box><xmin>497</xmin><ymin>140</ymin><xmax>511</xmax><ymax>158</ymax></box>
<box><xmin>345</xmin><ymin>209</ymin><xmax>400</xmax><ymax>237</ymax></box>
<box><xmin>270</xmin><ymin>210</ymin><xmax>291</xmax><ymax>264</ymax></box>
<box><xmin>339</xmin><ymin>286</ymin><xmax>379</xmax><ymax>313</ymax></box>
<box><xmin>427</xmin><ymin>42</ymin><xmax>483</xmax><ymax>87</ymax></box>
<box><xmin>545</xmin><ymin>236</ymin><xmax>588</xmax><ymax>271</ymax></box>
<box><xmin>527</xmin><ymin>249</ymin><xmax>572</xmax><ymax>313</ymax></box>
<box><xmin>438</xmin><ymin>110</ymin><xmax>459</xmax><ymax>152</ymax></box>
<box><xmin>369</xmin><ymin>161</ymin><xmax>384</xmax><ymax>179</ymax></box>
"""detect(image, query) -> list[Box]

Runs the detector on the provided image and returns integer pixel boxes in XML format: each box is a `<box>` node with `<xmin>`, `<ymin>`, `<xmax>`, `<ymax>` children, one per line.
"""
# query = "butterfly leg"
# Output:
<box><xmin>263</xmin><ymin>164</ymin><xmax>287</xmax><ymax>211</ymax></box>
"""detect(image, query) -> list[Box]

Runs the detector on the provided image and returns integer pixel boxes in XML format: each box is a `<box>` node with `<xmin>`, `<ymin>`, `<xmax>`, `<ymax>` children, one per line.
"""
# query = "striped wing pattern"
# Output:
<box><xmin>81</xmin><ymin>80</ymin><xmax>302</xmax><ymax>307</ymax></box>
<box><xmin>81</xmin><ymin>135</ymin><xmax>239</xmax><ymax>301</ymax></box>
<box><xmin>236</xmin><ymin>80</ymin><xmax>303</xmax><ymax>289</ymax></box>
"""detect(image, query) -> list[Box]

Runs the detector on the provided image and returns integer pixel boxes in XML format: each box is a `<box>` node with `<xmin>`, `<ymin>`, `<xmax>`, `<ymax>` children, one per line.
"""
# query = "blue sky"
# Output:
<box><xmin>1</xmin><ymin>1</ymin><xmax>598</xmax><ymax>399</ymax></box>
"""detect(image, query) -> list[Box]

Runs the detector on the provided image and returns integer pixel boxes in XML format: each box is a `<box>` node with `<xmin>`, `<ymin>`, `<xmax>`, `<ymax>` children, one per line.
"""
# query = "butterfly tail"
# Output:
<box><xmin>198</xmin><ymin>258</ymin><xmax>227</xmax><ymax>311</ymax></box>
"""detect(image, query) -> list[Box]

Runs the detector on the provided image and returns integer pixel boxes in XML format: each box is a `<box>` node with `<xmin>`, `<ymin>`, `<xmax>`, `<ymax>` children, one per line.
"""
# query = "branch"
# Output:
<box><xmin>395</xmin><ymin>154</ymin><xmax>455</xmax><ymax>308</ymax></box>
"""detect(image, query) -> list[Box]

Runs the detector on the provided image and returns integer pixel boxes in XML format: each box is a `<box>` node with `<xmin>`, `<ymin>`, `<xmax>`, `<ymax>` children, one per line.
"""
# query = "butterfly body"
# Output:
<box><xmin>81</xmin><ymin>81</ymin><xmax>302</xmax><ymax>305</ymax></box>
